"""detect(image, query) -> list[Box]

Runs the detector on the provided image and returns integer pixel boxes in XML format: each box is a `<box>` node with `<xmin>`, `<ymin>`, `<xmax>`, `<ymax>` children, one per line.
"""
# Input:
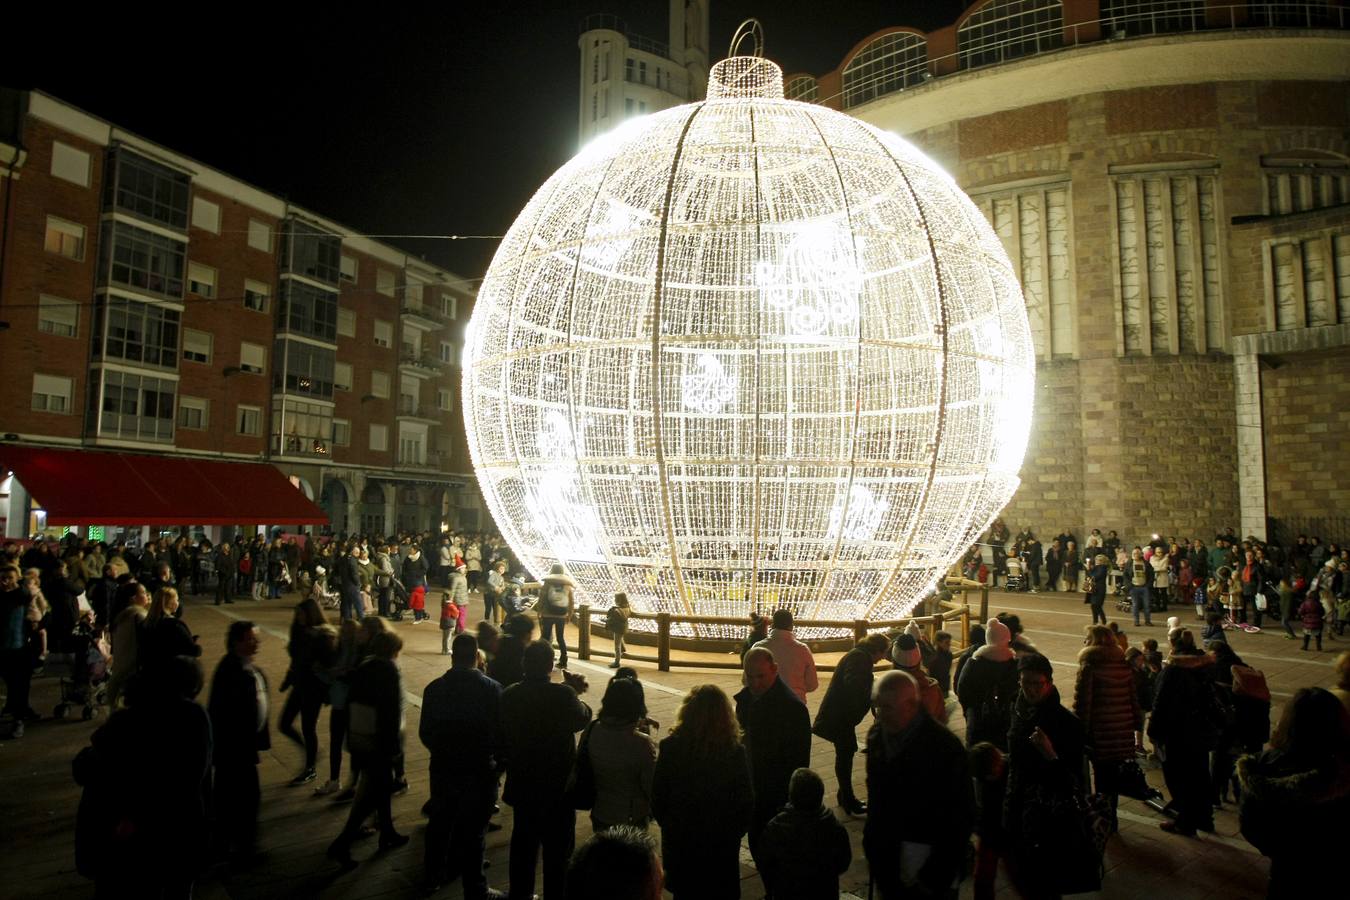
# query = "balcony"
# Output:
<box><xmin>271</xmin><ymin>434</ymin><xmax>332</xmax><ymax>458</ymax></box>
<box><xmin>396</xmin><ymin>448</ymin><xmax>448</xmax><ymax>471</ymax></box>
<box><xmin>396</xmin><ymin>398</ymin><xmax>443</xmax><ymax>423</ymax></box>
<box><xmin>399</xmin><ymin>301</ymin><xmax>443</xmax><ymax>331</ymax></box>
<box><xmin>398</xmin><ymin>351</ymin><xmax>445</xmax><ymax>378</ymax></box>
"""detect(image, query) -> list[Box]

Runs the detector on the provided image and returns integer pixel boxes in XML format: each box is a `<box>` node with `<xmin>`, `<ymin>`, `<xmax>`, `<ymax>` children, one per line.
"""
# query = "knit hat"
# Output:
<box><xmin>1167</xmin><ymin>616</ymin><xmax>1180</xmax><ymax>632</ymax></box>
<box><xmin>903</xmin><ymin>620</ymin><xmax>924</xmax><ymax>643</ymax></box>
<box><xmin>891</xmin><ymin>633</ymin><xmax>922</xmax><ymax>668</ymax></box>
<box><xmin>985</xmin><ymin>617</ymin><xmax>1011</xmax><ymax>649</ymax></box>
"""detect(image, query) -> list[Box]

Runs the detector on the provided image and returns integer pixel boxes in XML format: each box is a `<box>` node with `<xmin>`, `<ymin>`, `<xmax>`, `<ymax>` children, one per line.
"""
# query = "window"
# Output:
<box><xmin>439</xmin><ymin>341</ymin><xmax>453</xmax><ymax>363</ymax></box>
<box><xmin>243</xmin><ymin>278</ymin><xmax>270</xmax><ymax>312</ymax></box>
<box><xmin>369</xmin><ymin>423</ymin><xmax>388</xmax><ymax>452</ymax></box>
<box><xmin>38</xmin><ymin>294</ymin><xmax>79</xmax><ymax>337</ymax></box>
<box><xmin>272</xmin><ymin>339</ymin><xmax>335</xmax><ymax>398</ymax></box>
<box><xmin>437</xmin><ymin>388</ymin><xmax>453</xmax><ymax>412</ymax></box>
<box><xmin>182</xmin><ymin>328</ymin><xmax>212</xmax><ymax>364</ymax></box>
<box><xmin>191</xmin><ymin>197</ymin><xmax>220</xmax><ymax>234</ymax></box>
<box><xmin>340</xmin><ymin>254</ymin><xmax>358</xmax><ymax>282</ymax></box>
<box><xmin>370</xmin><ymin>370</ymin><xmax>390</xmax><ymax>398</ymax></box>
<box><xmin>441</xmin><ymin>294</ymin><xmax>457</xmax><ymax>319</ymax></box>
<box><xmin>333</xmin><ymin>418</ymin><xmax>351</xmax><ymax>446</ymax></box>
<box><xmin>31</xmin><ymin>373</ymin><xmax>73</xmax><ymax>413</ymax></box>
<box><xmin>405</xmin><ymin>276</ymin><xmax>425</xmax><ymax>306</ymax></box>
<box><xmin>1268</xmin><ymin>230</ymin><xmax>1350</xmax><ymax>331</ymax></box>
<box><xmin>639</xmin><ymin>60</ymin><xmax>647</xmax><ymax>84</ymax></box>
<box><xmin>178</xmin><ymin>396</ymin><xmax>209</xmax><ymax>430</ymax></box>
<box><xmin>239</xmin><ymin>341</ymin><xmax>265</xmax><ymax>374</ymax></box>
<box><xmin>92</xmin><ymin>296</ymin><xmax>181</xmax><ymax>368</ymax></box>
<box><xmin>50</xmin><ymin>141</ymin><xmax>91</xmax><ymax>187</ymax></box>
<box><xmin>958</xmin><ymin>0</ymin><xmax>1063</xmax><ymax>70</ymax></box>
<box><xmin>237</xmin><ymin>405</ymin><xmax>261</xmax><ymax>436</ymax></box>
<box><xmin>44</xmin><ymin>216</ymin><xmax>85</xmax><ymax>260</ymax></box>
<box><xmin>103</xmin><ymin>220</ymin><xmax>186</xmax><ymax>300</ymax></box>
<box><xmin>95</xmin><ymin>370</ymin><xmax>176</xmax><ymax>443</ymax></box>
<box><xmin>334</xmin><ymin>361</ymin><xmax>353</xmax><ymax>391</ymax></box>
<box><xmin>281</xmin><ymin>219</ymin><xmax>341</xmax><ymax>284</ymax></box>
<box><xmin>106</xmin><ymin>150</ymin><xmax>190</xmax><ymax>230</ymax></box>
<box><xmin>785</xmin><ymin>76</ymin><xmax>819</xmax><ymax>103</ymax></box>
<box><xmin>277</xmin><ymin>280</ymin><xmax>338</xmax><ymax>341</ymax></box>
<box><xmin>1114</xmin><ymin>168</ymin><xmax>1225</xmax><ymax>354</ymax></box>
<box><xmin>272</xmin><ymin>397</ymin><xmax>333</xmax><ymax>454</ymax></box>
<box><xmin>625</xmin><ymin>58</ymin><xmax>635</xmax><ymax>82</ymax></box>
<box><xmin>399</xmin><ymin>432</ymin><xmax>424</xmax><ymax>465</ymax></box>
<box><xmin>977</xmin><ymin>181</ymin><xmax>1075</xmax><ymax>359</ymax></box>
<box><xmin>376</xmin><ymin>268</ymin><xmax>396</xmax><ymax>297</ymax></box>
<box><xmin>1101</xmin><ymin>0</ymin><xmax>1202</xmax><ymax>38</ymax></box>
<box><xmin>842</xmin><ymin>32</ymin><xmax>927</xmax><ymax>109</ymax></box>
<box><xmin>1263</xmin><ymin>153</ymin><xmax>1349</xmax><ymax>216</ymax></box>
<box><xmin>373</xmin><ymin>319</ymin><xmax>393</xmax><ymax>347</ymax></box>
<box><xmin>187</xmin><ymin>261</ymin><xmax>216</xmax><ymax>298</ymax></box>
<box><xmin>247</xmin><ymin>218</ymin><xmax>271</xmax><ymax>252</ymax></box>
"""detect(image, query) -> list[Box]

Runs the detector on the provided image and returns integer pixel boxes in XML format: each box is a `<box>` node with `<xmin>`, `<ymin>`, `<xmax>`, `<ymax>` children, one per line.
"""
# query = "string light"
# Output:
<box><xmin>463</xmin><ymin>54</ymin><xmax>1034</xmax><ymax>636</ymax></box>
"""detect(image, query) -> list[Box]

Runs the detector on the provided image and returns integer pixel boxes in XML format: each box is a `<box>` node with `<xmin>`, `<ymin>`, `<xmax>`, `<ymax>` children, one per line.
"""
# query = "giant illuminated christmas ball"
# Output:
<box><xmin>463</xmin><ymin>55</ymin><xmax>1034</xmax><ymax>634</ymax></box>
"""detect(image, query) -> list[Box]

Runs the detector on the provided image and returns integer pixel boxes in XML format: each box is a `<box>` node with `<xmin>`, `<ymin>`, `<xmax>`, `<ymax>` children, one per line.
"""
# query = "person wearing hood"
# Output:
<box><xmin>1148</xmin><ymin>629</ymin><xmax>1221</xmax><ymax>835</ymax></box>
<box><xmin>1238</xmin><ymin>687</ymin><xmax>1350</xmax><ymax>898</ymax></box>
<box><xmin>756</xmin><ymin>768</ymin><xmax>852</xmax><ymax>900</ymax></box>
<box><xmin>890</xmin><ymin>631</ymin><xmax>946</xmax><ymax>724</ymax></box>
<box><xmin>812</xmin><ymin>632</ymin><xmax>890</xmax><ymax>816</ymax></box>
<box><xmin>402</xmin><ymin>547</ymin><xmax>430</xmax><ymax>623</ymax></box>
<box><xmin>537</xmin><ymin>563</ymin><xmax>576</xmax><ymax>669</ymax></box>
<box><xmin>752</xmin><ymin>608</ymin><xmax>819</xmax><ymax>704</ymax></box>
<box><xmin>957</xmin><ymin>618</ymin><xmax>1020</xmax><ymax>748</ymax></box>
<box><xmin>1004</xmin><ymin>654</ymin><xmax>1090</xmax><ymax>898</ymax></box>
<box><xmin>1073</xmin><ymin>625</ymin><xmax>1143</xmax><ymax>831</ymax></box>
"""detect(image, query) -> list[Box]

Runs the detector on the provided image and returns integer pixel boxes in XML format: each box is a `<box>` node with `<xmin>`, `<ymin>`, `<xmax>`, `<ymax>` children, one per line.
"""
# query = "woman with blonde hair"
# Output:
<box><xmin>139</xmin><ymin>587</ymin><xmax>200</xmax><ymax>673</ymax></box>
<box><xmin>653</xmin><ymin>684</ymin><xmax>754</xmax><ymax>900</ymax></box>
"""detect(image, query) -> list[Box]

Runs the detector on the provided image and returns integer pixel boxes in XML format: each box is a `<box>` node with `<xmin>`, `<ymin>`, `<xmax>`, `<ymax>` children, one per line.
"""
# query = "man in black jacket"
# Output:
<box><xmin>736</xmin><ymin>646</ymin><xmax>812</xmax><ymax>888</ymax></box>
<box><xmin>811</xmin><ymin>633</ymin><xmax>888</xmax><ymax>815</ymax></box>
<box><xmin>864</xmin><ymin>670</ymin><xmax>974</xmax><ymax>900</ymax></box>
<box><xmin>421</xmin><ymin>633</ymin><xmax>507</xmax><ymax>899</ymax></box>
<box><xmin>337</xmin><ymin>545</ymin><xmax>363</xmax><ymax>622</ymax></box>
<box><xmin>207</xmin><ymin>620</ymin><xmax>270</xmax><ymax>862</ymax></box>
<box><xmin>500</xmin><ymin>640</ymin><xmax>591</xmax><ymax>900</ymax></box>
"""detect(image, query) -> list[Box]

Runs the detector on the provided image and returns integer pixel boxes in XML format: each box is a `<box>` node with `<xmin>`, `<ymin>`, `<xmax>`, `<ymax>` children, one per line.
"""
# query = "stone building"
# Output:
<box><xmin>785</xmin><ymin>0</ymin><xmax>1349</xmax><ymax>544</ymax></box>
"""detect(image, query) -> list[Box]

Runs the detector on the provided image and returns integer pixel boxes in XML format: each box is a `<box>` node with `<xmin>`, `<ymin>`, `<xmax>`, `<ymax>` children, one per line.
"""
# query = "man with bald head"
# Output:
<box><xmin>864</xmin><ymin>671</ymin><xmax>973</xmax><ymax>900</ymax></box>
<box><xmin>735</xmin><ymin>646</ymin><xmax>812</xmax><ymax>894</ymax></box>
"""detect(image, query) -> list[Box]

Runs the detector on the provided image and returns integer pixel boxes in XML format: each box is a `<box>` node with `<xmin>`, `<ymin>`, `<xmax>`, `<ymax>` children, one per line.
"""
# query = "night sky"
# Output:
<box><xmin>6</xmin><ymin>1</ymin><xmax>962</xmax><ymax>282</ymax></box>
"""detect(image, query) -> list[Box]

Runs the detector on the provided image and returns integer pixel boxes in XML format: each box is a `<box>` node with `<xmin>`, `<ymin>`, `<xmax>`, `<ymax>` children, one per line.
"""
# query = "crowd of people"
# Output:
<box><xmin>4</xmin><ymin>526</ymin><xmax>1350</xmax><ymax>899</ymax></box>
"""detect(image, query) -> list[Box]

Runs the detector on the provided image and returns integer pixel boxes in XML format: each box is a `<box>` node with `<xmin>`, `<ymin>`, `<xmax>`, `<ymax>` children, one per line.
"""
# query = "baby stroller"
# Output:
<box><xmin>56</xmin><ymin>622</ymin><xmax>109</xmax><ymax>721</ymax></box>
<box><xmin>389</xmin><ymin>576</ymin><xmax>410</xmax><ymax>621</ymax></box>
<box><xmin>1003</xmin><ymin>557</ymin><xmax>1026</xmax><ymax>592</ymax></box>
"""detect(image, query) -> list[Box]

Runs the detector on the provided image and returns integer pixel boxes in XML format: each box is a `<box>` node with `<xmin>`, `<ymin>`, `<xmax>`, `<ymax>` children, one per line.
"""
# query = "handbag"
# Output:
<box><xmin>564</xmin><ymin>722</ymin><xmax>597</xmax><ymax>810</ymax></box>
<box><xmin>1081</xmin><ymin>575</ymin><xmax>1095</xmax><ymax>597</ymax></box>
<box><xmin>1254</xmin><ymin>592</ymin><xmax>1267</xmax><ymax>611</ymax></box>
<box><xmin>1113</xmin><ymin>758</ymin><xmax>1156</xmax><ymax>801</ymax></box>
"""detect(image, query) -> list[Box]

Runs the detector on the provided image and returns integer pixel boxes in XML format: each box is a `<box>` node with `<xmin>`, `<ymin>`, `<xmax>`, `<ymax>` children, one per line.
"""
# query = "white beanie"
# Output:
<box><xmin>891</xmin><ymin>633</ymin><xmax>922</xmax><ymax>668</ymax></box>
<box><xmin>985</xmin><ymin>617</ymin><xmax>1011</xmax><ymax>648</ymax></box>
<box><xmin>1167</xmin><ymin>616</ymin><xmax>1180</xmax><ymax>632</ymax></box>
<box><xmin>904</xmin><ymin>621</ymin><xmax>924</xmax><ymax>642</ymax></box>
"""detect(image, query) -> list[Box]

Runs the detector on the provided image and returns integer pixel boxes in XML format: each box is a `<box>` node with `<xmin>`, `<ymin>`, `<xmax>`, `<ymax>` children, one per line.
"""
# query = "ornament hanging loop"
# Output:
<box><xmin>728</xmin><ymin>19</ymin><xmax>765</xmax><ymax>59</ymax></box>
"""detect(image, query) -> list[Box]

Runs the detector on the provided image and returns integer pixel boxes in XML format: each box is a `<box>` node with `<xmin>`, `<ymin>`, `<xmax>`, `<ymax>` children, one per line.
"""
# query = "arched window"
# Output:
<box><xmin>958</xmin><ymin>0</ymin><xmax>1063</xmax><ymax>71</ymax></box>
<box><xmin>1261</xmin><ymin>150</ymin><xmax>1349</xmax><ymax>215</ymax></box>
<box><xmin>841</xmin><ymin>31</ymin><xmax>927</xmax><ymax>109</ymax></box>
<box><xmin>1101</xmin><ymin>0</ymin><xmax>1203</xmax><ymax>38</ymax></box>
<box><xmin>785</xmin><ymin>75</ymin><xmax>819</xmax><ymax>103</ymax></box>
<box><xmin>1249</xmin><ymin>0</ymin><xmax>1337</xmax><ymax>28</ymax></box>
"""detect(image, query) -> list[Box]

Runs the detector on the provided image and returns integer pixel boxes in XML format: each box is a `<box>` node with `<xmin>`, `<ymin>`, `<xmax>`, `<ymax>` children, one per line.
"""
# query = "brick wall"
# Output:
<box><xmin>1261</xmin><ymin>351</ymin><xmax>1350</xmax><ymax>518</ymax></box>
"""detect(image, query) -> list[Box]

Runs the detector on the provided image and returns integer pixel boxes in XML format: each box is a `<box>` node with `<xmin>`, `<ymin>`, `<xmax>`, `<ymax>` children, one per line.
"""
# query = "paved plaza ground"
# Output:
<box><xmin>2</xmin><ymin>583</ymin><xmax>1336</xmax><ymax>899</ymax></box>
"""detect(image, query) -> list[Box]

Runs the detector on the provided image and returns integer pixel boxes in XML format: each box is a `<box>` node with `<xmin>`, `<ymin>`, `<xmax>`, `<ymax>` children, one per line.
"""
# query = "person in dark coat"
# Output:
<box><xmin>499</xmin><ymin>639</ymin><xmax>592</xmax><ymax>900</ymax></box>
<box><xmin>652</xmin><ymin>684</ymin><xmax>754</xmax><ymax>900</ymax></box>
<box><xmin>1149</xmin><ymin>630</ymin><xmax>1221</xmax><ymax>835</ymax></box>
<box><xmin>952</xmin><ymin>623</ymin><xmax>985</xmax><ymax>700</ymax></box>
<box><xmin>1086</xmin><ymin>554</ymin><xmax>1111</xmax><ymax>625</ymax></box>
<box><xmin>757</xmin><ymin>768</ymin><xmax>851</xmax><ymax>900</ymax></box>
<box><xmin>864</xmin><ymin>670</ymin><xmax>974</xmax><ymax>899</ymax></box>
<box><xmin>41</xmin><ymin>560</ymin><xmax>81</xmax><ymax>653</ymax></box>
<box><xmin>956</xmin><ymin>618</ymin><xmax>1019</xmax><ymax>748</ymax></box>
<box><xmin>1004</xmin><ymin>654</ymin><xmax>1089</xmax><ymax>898</ymax></box>
<box><xmin>74</xmin><ymin>655</ymin><xmax>212</xmax><ymax>897</ymax></box>
<box><xmin>138</xmin><ymin>587</ymin><xmax>200</xmax><ymax>673</ymax></box>
<box><xmin>735</xmin><ymin>646</ymin><xmax>812</xmax><ymax>881</ymax></box>
<box><xmin>327</xmin><ymin>630</ymin><xmax>409</xmax><ymax>866</ymax></box>
<box><xmin>487</xmin><ymin>613</ymin><xmax>534</xmax><ymax>688</ymax></box>
<box><xmin>1073</xmin><ymin>625</ymin><xmax>1142</xmax><ymax>831</ymax></box>
<box><xmin>420</xmin><ymin>633</ymin><xmax>506</xmax><ymax>898</ymax></box>
<box><xmin>811</xmin><ymin>632</ymin><xmax>888</xmax><ymax>815</ymax></box>
<box><xmin>208</xmin><ymin>620</ymin><xmax>271</xmax><ymax>862</ymax></box>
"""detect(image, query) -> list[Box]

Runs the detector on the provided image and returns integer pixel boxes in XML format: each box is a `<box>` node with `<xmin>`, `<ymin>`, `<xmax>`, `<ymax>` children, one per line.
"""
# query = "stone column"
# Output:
<box><xmin>1233</xmin><ymin>351</ymin><xmax>1266</xmax><ymax>541</ymax></box>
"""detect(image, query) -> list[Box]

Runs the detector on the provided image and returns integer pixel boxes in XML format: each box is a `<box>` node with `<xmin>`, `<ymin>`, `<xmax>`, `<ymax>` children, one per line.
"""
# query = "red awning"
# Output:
<box><xmin>0</xmin><ymin>445</ymin><xmax>328</xmax><ymax>526</ymax></box>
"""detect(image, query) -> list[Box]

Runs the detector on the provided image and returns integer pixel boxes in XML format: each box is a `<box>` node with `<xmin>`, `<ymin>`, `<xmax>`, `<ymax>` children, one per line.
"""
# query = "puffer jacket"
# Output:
<box><xmin>956</xmin><ymin>644</ymin><xmax>1019</xmax><ymax>748</ymax></box>
<box><xmin>1299</xmin><ymin>596</ymin><xmax>1325</xmax><ymax>630</ymax></box>
<box><xmin>1072</xmin><ymin>643</ymin><xmax>1143</xmax><ymax>763</ymax></box>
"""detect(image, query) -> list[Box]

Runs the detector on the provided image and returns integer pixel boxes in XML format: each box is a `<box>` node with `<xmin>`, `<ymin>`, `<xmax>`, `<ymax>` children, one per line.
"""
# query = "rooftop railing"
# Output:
<box><xmin>580</xmin><ymin>12</ymin><xmax>671</xmax><ymax>59</ymax></box>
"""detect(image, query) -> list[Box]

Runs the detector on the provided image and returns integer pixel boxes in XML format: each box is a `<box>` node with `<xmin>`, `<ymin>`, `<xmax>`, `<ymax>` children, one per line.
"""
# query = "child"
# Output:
<box><xmin>1141</xmin><ymin>638</ymin><xmax>1163</xmax><ymax>673</ymax></box>
<box><xmin>1178</xmin><ymin>559</ymin><xmax>1195</xmax><ymax>612</ymax></box>
<box><xmin>1124</xmin><ymin>647</ymin><xmax>1152</xmax><ymax>753</ymax></box>
<box><xmin>605</xmin><ymin>592</ymin><xmax>631</xmax><ymax>669</ymax></box>
<box><xmin>439</xmin><ymin>593</ymin><xmax>461</xmax><ymax>655</ymax></box>
<box><xmin>755</xmin><ymin>768</ymin><xmax>851</xmax><ymax>900</ymax></box>
<box><xmin>969</xmin><ymin>741</ymin><xmax>1006</xmax><ymax>900</ymax></box>
<box><xmin>929</xmin><ymin>630</ymin><xmax>954</xmax><ymax>697</ymax></box>
<box><xmin>1299</xmin><ymin>591</ymin><xmax>1325</xmax><ymax>651</ymax></box>
<box><xmin>1201</xmin><ymin>610</ymin><xmax>1228</xmax><ymax>646</ymax></box>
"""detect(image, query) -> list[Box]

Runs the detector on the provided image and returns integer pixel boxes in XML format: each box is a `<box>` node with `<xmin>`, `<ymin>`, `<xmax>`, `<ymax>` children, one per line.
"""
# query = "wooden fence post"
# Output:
<box><xmin>577</xmin><ymin>604</ymin><xmax>591</xmax><ymax>661</ymax></box>
<box><xmin>960</xmin><ymin>604</ymin><xmax>971</xmax><ymax>647</ymax></box>
<box><xmin>852</xmin><ymin>620</ymin><xmax>868</xmax><ymax>646</ymax></box>
<box><xmin>979</xmin><ymin>584</ymin><xmax>990</xmax><ymax>623</ymax></box>
<box><xmin>657</xmin><ymin>612</ymin><xmax>672</xmax><ymax>672</ymax></box>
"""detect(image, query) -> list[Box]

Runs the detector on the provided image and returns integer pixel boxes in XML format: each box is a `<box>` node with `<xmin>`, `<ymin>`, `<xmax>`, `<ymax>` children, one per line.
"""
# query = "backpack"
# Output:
<box><xmin>539</xmin><ymin>581</ymin><xmax>570</xmax><ymax>617</ymax></box>
<box><xmin>1231</xmin><ymin>664</ymin><xmax>1270</xmax><ymax>702</ymax></box>
<box><xmin>604</xmin><ymin>605</ymin><xmax>628</xmax><ymax>634</ymax></box>
<box><xmin>238</xmin><ymin>556</ymin><xmax>252</xmax><ymax>575</ymax></box>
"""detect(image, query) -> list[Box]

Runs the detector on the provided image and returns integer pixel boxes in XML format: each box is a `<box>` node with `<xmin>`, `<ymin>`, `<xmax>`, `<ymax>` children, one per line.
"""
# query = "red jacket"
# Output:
<box><xmin>1298</xmin><ymin>597</ymin><xmax>1324</xmax><ymax>630</ymax></box>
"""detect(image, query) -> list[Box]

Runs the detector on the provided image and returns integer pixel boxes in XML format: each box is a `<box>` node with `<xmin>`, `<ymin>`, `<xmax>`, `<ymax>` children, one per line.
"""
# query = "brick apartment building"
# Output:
<box><xmin>0</xmin><ymin>89</ymin><xmax>482</xmax><ymax>541</ymax></box>
<box><xmin>763</xmin><ymin>0</ymin><xmax>1349</xmax><ymax>544</ymax></box>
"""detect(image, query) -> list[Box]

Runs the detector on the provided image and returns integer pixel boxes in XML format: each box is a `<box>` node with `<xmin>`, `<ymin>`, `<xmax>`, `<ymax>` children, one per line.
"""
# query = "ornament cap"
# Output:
<box><xmin>707</xmin><ymin>56</ymin><xmax>784</xmax><ymax>101</ymax></box>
